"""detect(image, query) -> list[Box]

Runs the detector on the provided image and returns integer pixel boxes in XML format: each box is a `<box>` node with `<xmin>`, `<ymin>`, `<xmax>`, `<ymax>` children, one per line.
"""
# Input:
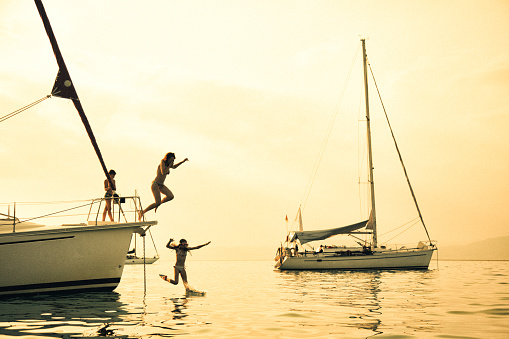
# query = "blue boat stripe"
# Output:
<box><xmin>0</xmin><ymin>277</ymin><xmax>120</xmax><ymax>293</ymax></box>
<box><xmin>0</xmin><ymin>236</ymin><xmax>75</xmax><ymax>246</ymax></box>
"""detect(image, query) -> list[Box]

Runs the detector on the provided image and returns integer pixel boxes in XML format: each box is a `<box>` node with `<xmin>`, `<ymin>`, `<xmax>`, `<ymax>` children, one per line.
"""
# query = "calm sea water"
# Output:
<box><xmin>0</xmin><ymin>259</ymin><xmax>507</xmax><ymax>338</ymax></box>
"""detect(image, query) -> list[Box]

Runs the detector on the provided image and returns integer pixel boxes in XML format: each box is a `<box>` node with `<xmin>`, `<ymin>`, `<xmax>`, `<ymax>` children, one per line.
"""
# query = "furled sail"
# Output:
<box><xmin>35</xmin><ymin>0</ymin><xmax>114</xmax><ymax>189</ymax></box>
<box><xmin>51</xmin><ymin>68</ymin><xmax>78</xmax><ymax>100</ymax></box>
<box><xmin>290</xmin><ymin>220</ymin><xmax>369</xmax><ymax>245</ymax></box>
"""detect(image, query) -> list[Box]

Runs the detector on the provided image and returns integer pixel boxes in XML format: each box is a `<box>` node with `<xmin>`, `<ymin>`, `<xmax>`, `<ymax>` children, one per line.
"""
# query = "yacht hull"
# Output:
<box><xmin>276</xmin><ymin>248</ymin><xmax>435</xmax><ymax>270</ymax></box>
<box><xmin>0</xmin><ymin>223</ymin><xmax>149</xmax><ymax>296</ymax></box>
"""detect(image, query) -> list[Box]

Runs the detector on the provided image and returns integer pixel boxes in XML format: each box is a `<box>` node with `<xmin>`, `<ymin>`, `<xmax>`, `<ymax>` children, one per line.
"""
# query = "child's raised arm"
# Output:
<box><xmin>166</xmin><ymin>238</ymin><xmax>178</xmax><ymax>249</ymax></box>
<box><xmin>188</xmin><ymin>241</ymin><xmax>211</xmax><ymax>251</ymax></box>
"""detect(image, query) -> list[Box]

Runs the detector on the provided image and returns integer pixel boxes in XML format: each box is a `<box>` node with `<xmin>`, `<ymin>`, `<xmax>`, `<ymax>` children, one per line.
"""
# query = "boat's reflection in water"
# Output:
<box><xmin>276</xmin><ymin>268</ymin><xmax>439</xmax><ymax>336</ymax></box>
<box><xmin>0</xmin><ymin>291</ymin><xmax>129</xmax><ymax>338</ymax></box>
<box><xmin>276</xmin><ymin>270</ymin><xmax>383</xmax><ymax>335</ymax></box>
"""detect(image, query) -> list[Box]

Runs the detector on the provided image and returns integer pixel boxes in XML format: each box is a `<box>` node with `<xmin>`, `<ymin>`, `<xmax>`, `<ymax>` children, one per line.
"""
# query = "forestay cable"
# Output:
<box><xmin>0</xmin><ymin>95</ymin><xmax>51</xmax><ymax>123</ymax></box>
<box><xmin>367</xmin><ymin>62</ymin><xmax>432</xmax><ymax>243</ymax></box>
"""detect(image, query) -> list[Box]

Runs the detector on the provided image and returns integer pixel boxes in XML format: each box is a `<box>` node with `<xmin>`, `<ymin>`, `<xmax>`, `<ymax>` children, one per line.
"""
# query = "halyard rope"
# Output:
<box><xmin>143</xmin><ymin>234</ymin><xmax>147</xmax><ymax>295</ymax></box>
<box><xmin>0</xmin><ymin>95</ymin><xmax>51</xmax><ymax>123</ymax></box>
<box><xmin>297</xmin><ymin>44</ymin><xmax>361</xmax><ymax>226</ymax></box>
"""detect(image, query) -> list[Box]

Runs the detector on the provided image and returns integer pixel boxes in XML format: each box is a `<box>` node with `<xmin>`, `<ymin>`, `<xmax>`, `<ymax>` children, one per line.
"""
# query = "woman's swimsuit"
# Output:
<box><xmin>152</xmin><ymin>180</ymin><xmax>165</xmax><ymax>187</ymax></box>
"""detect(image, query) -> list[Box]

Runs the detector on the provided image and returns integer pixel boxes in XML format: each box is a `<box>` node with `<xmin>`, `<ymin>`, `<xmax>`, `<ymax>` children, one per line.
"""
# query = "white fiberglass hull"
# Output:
<box><xmin>276</xmin><ymin>248</ymin><xmax>435</xmax><ymax>270</ymax></box>
<box><xmin>125</xmin><ymin>257</ymin><xmax>159</xmax><ymax>265</ymax></box>
<box><xmin>0</xmin><ymin>222</ymin><xmax>154</xmax><ymax>296</ymax></box>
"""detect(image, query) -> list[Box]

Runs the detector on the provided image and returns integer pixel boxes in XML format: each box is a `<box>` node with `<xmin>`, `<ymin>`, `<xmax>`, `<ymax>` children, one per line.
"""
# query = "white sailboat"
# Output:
<box><xmin>0</xmin><ymin>201</ymin><xmax>156</xmax><ymax>296</ymax></box>
<box><xmin>0</xmin><ymin>0</ymin><xmax>157</xmax><ymax>295</ymax></box>
<box><xmin>125</xmin><ymin>230</ymin><xmax>160</xmax><ymax>265</ymax></box>
<box><xmin>275</xmin><ymin>39</ymin><xmax>437</xmax><ymax>270</ymax></box>
<box><xmin>126</xmin><ymin>256</ymin><xmax>159</xmax><ymax>265</ymax></box>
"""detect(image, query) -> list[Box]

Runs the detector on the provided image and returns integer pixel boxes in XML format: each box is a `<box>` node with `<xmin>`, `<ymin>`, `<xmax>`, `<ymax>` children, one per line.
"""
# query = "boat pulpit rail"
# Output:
<box><xmin>1</xmin><ymin>195</ymin><xmax>148</xmax><ymax>232</ymax></box>
<box><xmin>285</xmin><ymin>240</ymin><xmax>437</xmax><ymax>258</ymax></box>
<box><xmin>88</xmin><ymin>195</ymin><xmax>145</xmax><ymax>224</ymax></box>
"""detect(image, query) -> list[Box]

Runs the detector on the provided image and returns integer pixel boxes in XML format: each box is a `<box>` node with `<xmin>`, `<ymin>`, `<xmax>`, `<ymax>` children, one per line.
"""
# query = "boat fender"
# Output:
<box><xmin>274</xmin><ymin>248</ymin><xmax>281</xmax><ymax>262</ymax></box>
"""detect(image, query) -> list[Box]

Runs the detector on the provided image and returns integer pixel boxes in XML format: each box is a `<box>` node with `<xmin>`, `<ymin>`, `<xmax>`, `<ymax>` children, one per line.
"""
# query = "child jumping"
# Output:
<box><xmin>161</xmin><ymin>238</ymin><xmax>211</xmax><ymax>291</ymax></box>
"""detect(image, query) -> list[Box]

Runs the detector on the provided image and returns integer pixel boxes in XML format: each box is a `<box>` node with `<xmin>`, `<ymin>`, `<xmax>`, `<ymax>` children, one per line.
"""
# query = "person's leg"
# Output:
<box><xmin>180</xmin><ymin>268</ymin><xmax>189</xmax><ymax>290</ymax></box>
<box><xmin>169</xmin><ymin>267</ymin><xmax>180</xmax><ymax>285</ymax></box>
<box><xmin>159</xmin><ymin>186</ymin><xmax>175</xmax><ymax>205</ymax></box>
<box><xmin>102</xmin><ymin>199</ymin><xmax>112</xmax><ymax>221</ymax></box>
<box><xmin>107</xmin><ymin>200</ymin><xmax>114</xmax><ymax>221</ymax></box>
<box><xmin>139</xmin><ymin>183</ymin><xmax>161</xmax><ymax>220</ymax></box>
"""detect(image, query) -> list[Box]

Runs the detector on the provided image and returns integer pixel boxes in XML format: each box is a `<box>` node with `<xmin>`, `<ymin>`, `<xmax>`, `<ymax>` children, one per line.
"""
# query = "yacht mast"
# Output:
<box><xmin>362</xmin><ymin>39</ymin><xmax>377</xmax><ymax>247</ymax></box>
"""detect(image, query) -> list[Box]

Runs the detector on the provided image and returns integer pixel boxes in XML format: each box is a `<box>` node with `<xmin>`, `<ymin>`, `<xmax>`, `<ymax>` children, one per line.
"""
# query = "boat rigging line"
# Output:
<box><xmin>367</xmin><ymin>62</ymin><xmax>432</xmax><ymax>243</ymax></box>
<box><xmin>378</xmin><ymin>216</ymin><xmax>420</xmax><ymax>237</ymax></box>
<box><xmin>296</xmin><ymin>43</ymin><xmax>361</xmax><ymax>226</ymax></box>
<box><xmin>0</xmin><ymin>95</ymin><xmax>51</xmax><ymax>123</ymax></box>
<box><xmin>383</xmin><ymin>218</ymin><xmax>422</xmax><ymax>244</ymax></box>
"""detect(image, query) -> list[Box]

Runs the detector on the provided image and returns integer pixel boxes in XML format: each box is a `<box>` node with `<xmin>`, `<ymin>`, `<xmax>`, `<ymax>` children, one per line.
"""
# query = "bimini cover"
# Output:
<box><xmin>290</xmin><ymin>220</ymin><xmax>369</xmax><ymax>245</ymax></box>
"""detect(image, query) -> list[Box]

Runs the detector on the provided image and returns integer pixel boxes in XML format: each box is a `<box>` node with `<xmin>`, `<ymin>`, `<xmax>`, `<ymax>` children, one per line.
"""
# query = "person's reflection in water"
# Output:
<box><xmin>170</xmin><ymin>297</ymin><xmax>188</xmax><ymax>320</ymax></box>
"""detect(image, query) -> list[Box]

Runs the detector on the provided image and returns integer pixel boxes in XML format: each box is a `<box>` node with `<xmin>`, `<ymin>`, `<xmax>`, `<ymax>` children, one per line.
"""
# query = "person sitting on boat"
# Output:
<box><xmin>102</xmin><ymin>169</ymin><xmax>116</xmax><ymax>222</ymax></box>
<box><xmin>160</xmin><ymin>238</ymin><xmax>211</xmax><ymax>291</ymax></box>
<box><xmin>138</xmin><ymin>152</ymin><xmax>188</xmax><ymax>220</ymax></box>
<box><xmin>362</xmin><ymin>245</ymin><xmax>373</xmax><ymax>255</ymax></box>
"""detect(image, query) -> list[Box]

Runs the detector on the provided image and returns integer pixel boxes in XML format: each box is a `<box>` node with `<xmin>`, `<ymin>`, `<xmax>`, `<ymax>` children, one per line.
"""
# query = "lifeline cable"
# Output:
<box><xmin>20</xmin><ymin>201</ymin><xmax>96</xmax><ymax>224</ymax></box>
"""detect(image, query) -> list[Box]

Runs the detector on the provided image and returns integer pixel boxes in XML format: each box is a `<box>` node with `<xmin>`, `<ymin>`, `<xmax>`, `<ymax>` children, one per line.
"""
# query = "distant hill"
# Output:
<box><xmin>437</xmin><ymin>236</ymin><xmax>509</xmax><ymax>260</ymax></box>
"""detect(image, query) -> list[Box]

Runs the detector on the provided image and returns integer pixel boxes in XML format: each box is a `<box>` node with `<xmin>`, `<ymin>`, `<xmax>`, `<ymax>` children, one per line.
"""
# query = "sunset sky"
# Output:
<box><xmin>1</xmin><ymin>0</ymin><xmax>508</xmax><ymax>256</ymax></box>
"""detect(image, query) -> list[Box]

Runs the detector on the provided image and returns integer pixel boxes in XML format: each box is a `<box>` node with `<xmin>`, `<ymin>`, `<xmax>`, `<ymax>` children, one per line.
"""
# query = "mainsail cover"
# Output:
<box><xmin>291</xmin><ymin>220</ymin><xmax>369</xmax><ymax>245</ymax></box>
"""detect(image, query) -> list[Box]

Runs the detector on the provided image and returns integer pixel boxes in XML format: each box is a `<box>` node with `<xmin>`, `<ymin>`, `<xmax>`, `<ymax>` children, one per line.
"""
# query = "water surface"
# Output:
<box><xmin>0</xmin><ymin>260</ymin><xmax>507</xmax><ymax>338</ymax></box>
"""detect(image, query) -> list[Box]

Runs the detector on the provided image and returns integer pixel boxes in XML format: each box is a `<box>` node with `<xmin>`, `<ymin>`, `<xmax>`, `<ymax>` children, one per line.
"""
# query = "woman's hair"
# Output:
<box><xmin>108</xmin><ymin>169</ymin><xmax>116</xmax><ymax>175</ymax></box>
<box><xmin>164</xmin><ymin>153</ymin><xmax>175</xmax><ymax>165</ymax></box>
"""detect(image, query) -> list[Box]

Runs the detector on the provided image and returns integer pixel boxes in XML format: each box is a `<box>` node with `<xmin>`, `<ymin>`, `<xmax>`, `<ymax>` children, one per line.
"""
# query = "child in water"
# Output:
<box><xmin>161</xmin><ymin>238</ymin><xmax>211</xmax><ymax>291</ymax></box>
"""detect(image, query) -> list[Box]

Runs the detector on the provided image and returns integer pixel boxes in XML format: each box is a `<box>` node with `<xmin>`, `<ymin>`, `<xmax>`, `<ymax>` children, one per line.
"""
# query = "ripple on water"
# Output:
<box><xmin>0</xmin><ymin>260</ymin><xmax>508</xmax><ymax>338</ymax></box>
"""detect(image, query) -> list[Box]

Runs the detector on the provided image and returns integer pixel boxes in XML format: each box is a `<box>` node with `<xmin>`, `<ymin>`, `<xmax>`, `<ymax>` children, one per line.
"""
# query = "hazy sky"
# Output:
<box><xmin>1</xmin><ymin>0</ymin><xmax>508</xmax><ymax>252</ymax></box>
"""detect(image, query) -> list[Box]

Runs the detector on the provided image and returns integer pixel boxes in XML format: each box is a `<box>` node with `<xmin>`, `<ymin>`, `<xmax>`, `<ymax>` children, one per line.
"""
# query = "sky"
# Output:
<box><xmin>1</xmin><ymin>0</ymin><xmax>508</xmax><ymax>257</ymax></box>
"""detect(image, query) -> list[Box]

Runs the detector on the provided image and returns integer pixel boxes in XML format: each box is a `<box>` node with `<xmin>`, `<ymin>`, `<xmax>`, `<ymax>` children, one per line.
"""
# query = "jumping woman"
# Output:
<box><xmin>139</xmin><ymin>152</ymin><xmax>188</xmax><ymax>220</ymax></box>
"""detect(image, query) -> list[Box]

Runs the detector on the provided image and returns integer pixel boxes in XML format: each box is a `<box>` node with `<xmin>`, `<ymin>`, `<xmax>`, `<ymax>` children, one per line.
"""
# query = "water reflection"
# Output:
<box><xmin>0</xmin><ymin>291</ymin><xmax>128</xmax><ymax>338</ymax></box>
<box><xmin>276</xmin><ymin>268</ymin><xmax>441</xmax><ymax>337</ymax></box>
<box><xmin>275</xmin><ymin>270</ymin><xmax>383</xmax><ymax>336</ymax></box>
<box><xmin>168</xmin><ymin>297</ymin><xmax>189</xmax><ymax>320</ymax></box>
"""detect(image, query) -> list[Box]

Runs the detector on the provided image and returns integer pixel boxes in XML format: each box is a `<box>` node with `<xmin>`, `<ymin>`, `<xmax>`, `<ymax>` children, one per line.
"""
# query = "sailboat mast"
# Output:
<box><xmin>362</xmin><ymin>39</ymin><xmax>377</xmax><ymax>248</ymax></box>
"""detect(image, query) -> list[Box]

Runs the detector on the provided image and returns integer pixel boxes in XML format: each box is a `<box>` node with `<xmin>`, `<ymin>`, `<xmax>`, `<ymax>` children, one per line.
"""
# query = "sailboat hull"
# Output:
<box><xmin>0</xmin><ymin>222</ymin><xmax>149</xmax><ymax>296</ymax></box>
<box><xmin>276</xmin><ymin>248</ymin><xmax>435</xmax><ymax>270</ymax></box>
<box><xmin>125</xmin><ymin>257</ymin><xmax>159</xmax><ymax>265</ymax></box>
